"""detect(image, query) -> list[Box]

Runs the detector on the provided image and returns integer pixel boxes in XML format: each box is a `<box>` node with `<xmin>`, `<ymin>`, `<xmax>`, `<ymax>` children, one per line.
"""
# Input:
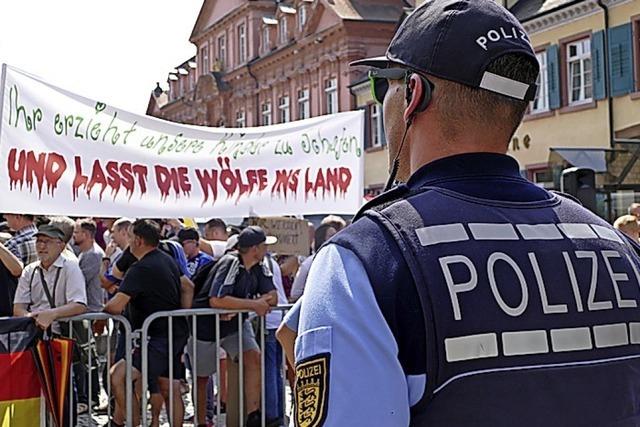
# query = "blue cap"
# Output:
<box><xmin>351</xmin><ymin>0</ymin><xmax>539</xmax><ymax>101</ymax></box>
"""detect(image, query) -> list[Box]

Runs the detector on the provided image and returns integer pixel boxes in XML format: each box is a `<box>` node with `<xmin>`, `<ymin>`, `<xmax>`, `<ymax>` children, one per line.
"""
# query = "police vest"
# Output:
<box><xmin>339</xmin><ymin>186</ymin><xmax>640</xmax><ymax>426</ymax></box>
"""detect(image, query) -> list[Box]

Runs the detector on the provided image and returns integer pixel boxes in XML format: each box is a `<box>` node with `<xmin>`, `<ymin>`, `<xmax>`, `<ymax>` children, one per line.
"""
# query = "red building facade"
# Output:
<box><xmin>147</xmin><ymin>0</ymin><xmax>405</xmax><ymax>129</ymax></box>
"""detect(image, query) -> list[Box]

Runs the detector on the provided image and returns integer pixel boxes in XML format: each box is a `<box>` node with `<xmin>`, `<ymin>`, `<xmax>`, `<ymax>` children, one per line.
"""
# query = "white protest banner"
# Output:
<box><xmin>0</xmin><ymin>65</ymin><xmax>364</xmax><ymax>218</ymax></box>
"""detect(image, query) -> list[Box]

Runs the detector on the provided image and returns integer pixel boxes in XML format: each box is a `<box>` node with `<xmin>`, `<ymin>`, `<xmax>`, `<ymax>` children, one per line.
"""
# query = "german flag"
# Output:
<box><xmin>0</xmin><ymin>317</ymin><xmax>41</xmax><ymax>427</ymax></box>
<box><xmin>33</xmin><ymin>336</ymin><xmax>74</xmax><ymax>427</ymax></box>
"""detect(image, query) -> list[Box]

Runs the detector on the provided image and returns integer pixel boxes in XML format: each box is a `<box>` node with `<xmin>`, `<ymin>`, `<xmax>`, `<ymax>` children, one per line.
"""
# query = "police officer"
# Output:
<box><xmin>289</xmin><ymin>1</ymin><xmax>640</xmax><ymax>426</ymax></box>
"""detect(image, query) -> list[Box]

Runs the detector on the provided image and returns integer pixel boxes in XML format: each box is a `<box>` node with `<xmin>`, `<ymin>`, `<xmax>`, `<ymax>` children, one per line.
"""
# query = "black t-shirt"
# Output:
<box><xmin>192</xmin><ymin>252</ymin><xmax>275</xmax><ymax>341</ymax></box>
<box><xmin>119</xmin><ymin>249</ymin><xmax>187</xmax><ymax>339</ymax></box>
<box><xmin>0</xmin><ymin>263</ymin><xmax>17</xmax><ymax>317</ymax></box>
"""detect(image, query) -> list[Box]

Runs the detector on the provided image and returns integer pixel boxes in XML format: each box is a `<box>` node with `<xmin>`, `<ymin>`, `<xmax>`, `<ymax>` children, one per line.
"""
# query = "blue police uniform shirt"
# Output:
<box><xmin>295</xmin><ymin>153</ymin><xmax>640</xmax><ymax>426</ymax></box>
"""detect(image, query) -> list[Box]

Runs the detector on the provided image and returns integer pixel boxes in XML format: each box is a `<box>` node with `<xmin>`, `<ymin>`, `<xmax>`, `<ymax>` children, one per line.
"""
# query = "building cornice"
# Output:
<box><xmin>523</xmin><ymin>0</ymin><xmax>629</xmax><ymax>35</ymax></box>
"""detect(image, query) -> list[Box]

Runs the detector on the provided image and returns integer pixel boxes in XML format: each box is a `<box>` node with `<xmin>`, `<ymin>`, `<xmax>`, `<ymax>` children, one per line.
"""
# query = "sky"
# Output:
<box><xmin>0</xmin><ymin>0</ymin><xmax>204</xmax><ymax>114</ymax></box>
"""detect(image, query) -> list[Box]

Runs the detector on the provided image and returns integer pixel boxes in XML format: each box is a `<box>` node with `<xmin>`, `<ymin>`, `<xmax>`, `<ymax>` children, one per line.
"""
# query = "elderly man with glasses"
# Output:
<box><xmin>13</xmin><ymin>223</ymin><xmax>87</xmax><ymax>332</ymax></box>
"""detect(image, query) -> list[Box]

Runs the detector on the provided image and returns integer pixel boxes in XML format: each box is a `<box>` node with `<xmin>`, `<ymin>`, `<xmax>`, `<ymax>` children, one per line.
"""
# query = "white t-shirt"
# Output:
<box><xmin>265</xmin><ymin>255</ymin><xmax>287</xmax><ymax>330</ymax></box>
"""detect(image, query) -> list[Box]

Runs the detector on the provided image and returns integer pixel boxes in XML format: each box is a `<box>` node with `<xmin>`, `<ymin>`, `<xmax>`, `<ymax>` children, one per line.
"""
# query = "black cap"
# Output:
<box><xmin>34</xmin><ymin>224</ymin><xmax>65</xmax><ymax>241</ymax></box>
<box><xmin>237</xmin><ymin>226</ymin><xmax>277</xmax><ymax>249</ymax></box>
<box><xmin>351</xmin><ymin>0</ymin><xmax>539</xmax><ymax>101</ymax></box>
<box><xmin>177</xmin><ymin>228</ymin><xmax>200</xmax><ymax>244</ymax></box>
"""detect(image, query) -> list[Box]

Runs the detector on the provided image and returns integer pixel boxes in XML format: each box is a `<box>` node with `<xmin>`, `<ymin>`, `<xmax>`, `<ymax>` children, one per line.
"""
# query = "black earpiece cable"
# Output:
<box><xmin>383</xmin><ymin>116</ymin><xmax>413</xmax><ymax>192</ymax></box>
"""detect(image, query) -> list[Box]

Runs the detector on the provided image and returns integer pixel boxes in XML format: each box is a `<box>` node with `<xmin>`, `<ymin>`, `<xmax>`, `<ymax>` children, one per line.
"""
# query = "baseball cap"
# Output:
<box><xmin>351</xmin><ymin>0</ymin><xmax>539</xmax><ymax>101</ymax></box>
<box><xmin>225</xmin><ymin>234</ymin><xmax>239</xmax><ymax>252</ymax></box>
<box><xmin>237</xmin><ymin>226</ymin><xmax>277</xmax><ymax>248</ymax></box>
<box><xmin>177</xmin><ymin>227</ymin><xmax>200</xmax><ymax>244</ymax></box>
<box><xmin>35</xmin><ymin>224</ymin><xmax>65</xmax><ymax>241</ymax></box>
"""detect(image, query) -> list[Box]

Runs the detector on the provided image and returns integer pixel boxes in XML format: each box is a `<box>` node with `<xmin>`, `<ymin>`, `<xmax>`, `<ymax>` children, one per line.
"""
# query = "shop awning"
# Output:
<box><xmin>549</xmin><ymin>148</ymin><xmax>614</xmax><ymax>173</ymax></box>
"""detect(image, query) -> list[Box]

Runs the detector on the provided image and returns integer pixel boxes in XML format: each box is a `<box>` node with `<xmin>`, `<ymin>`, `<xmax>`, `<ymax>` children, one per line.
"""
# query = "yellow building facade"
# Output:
<box><xmin>506</xmin><ymin>0</ymin><xmax>640</xmax><ymax>219</ymax></box>
<box><xmin>360</xmin><ymin>0</ymin><xmax>640</xmax><ymax>218</ymax></box>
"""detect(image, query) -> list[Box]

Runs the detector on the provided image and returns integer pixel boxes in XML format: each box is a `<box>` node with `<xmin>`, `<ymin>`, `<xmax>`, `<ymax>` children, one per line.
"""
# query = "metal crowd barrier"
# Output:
<box><xmin>59</xmin><ymin>312</ymin><xmax>134</xmax><ymax>427</ymax></box>
<box><xmin>140</xmin><ymin>305</ymin><xmax>292</xmax><ymax>427</ymax></box>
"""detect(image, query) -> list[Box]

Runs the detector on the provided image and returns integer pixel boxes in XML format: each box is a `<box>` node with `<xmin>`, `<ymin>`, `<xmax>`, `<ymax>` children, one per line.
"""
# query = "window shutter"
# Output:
<box><xmin>608</xmin><ymin>23</ymin><xmax>634</xmax><ymax>97</ymax></box>
<box><xmin>592</xmin><ymin>30</ymin><xmax>607</xmax><ymax>100</ymax></box>
<box><xmin>546</xmin><ymin>44</ymin><xmax>561</xmax><ymax>109</ymax></box>
<box><xmin>359</xmin><ymin>106</ymin><xmax>371</xmax><ymax>149</ymax></box>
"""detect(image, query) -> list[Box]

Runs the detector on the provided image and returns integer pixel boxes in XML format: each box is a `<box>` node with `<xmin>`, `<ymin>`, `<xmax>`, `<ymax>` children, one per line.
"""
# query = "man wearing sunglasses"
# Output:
<box><xmin>289</xmin><ymin>0</ymin><xmax>640</xmax><ymax>426</ymax></box>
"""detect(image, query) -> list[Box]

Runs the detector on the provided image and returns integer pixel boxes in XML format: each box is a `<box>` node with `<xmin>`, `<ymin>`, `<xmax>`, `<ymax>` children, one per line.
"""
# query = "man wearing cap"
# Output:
<box><xmin>13</xmin><ymin>224</ymin><xmax>87</xmax><ymax>332</ymax></box>
<box><xmin>178</xmin><ymin>227</ymin><xmax>215</xmax><ymax>278</ymax></box>
<box><xmin>188</xmin><ymin>225</ymin><xmax>278</xmax><ymax>427</ymax></box>
<box><xmin>291</xmin><ymin>1</ymin><xmax>640</xmax><ymax>426</ymax></box>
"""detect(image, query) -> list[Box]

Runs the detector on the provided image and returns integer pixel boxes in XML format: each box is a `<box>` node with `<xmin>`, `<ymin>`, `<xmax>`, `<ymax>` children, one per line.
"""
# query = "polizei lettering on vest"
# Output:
<box><xmin>475</xmin><ymin>26</ymin><xmax>528</xmax><ymax>51</ymax></box>
<box><xmin>439</xmin><ymin>250</ymin><xmax>640</xmax><ymax>320</ymax></box>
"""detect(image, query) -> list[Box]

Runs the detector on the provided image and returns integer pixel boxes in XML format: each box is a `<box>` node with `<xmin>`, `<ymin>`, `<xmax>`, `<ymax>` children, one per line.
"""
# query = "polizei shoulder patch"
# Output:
<box><xmin>295</xmin><ymin>353</ymin><xmax>330</xmax><ymax>427</ymax></box>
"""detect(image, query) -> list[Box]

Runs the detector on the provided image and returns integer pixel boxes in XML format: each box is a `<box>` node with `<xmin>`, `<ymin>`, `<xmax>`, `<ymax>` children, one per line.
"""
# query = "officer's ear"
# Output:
<box><xmin>403</xmin><ymin>74</ymin><xmax>431</xmax><ymax>123</ymax></box>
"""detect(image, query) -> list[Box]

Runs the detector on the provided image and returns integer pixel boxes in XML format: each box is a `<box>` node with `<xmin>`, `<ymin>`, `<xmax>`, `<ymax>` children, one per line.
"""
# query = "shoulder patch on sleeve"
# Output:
<box><xmin>295</xmin><ymin>353</ymin><xmax>330</xmax><ymax>427</ymax></box>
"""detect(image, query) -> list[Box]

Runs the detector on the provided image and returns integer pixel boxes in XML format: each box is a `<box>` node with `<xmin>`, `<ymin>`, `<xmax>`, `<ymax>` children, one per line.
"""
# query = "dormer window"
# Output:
<box><xmin>263</xmin><ymin>26</ymin><xmax>270</xmax><ymax>52</ymax></box>
<box><xmin>279</xmin><ymin>17</ymin><xmax>288</xmax><ymax>44</ymax></box>
<box><xmin>262</xmin><ymin>17</ymin><xmax>277</xmax><ymax>53</ymax></box>
<box><xmin>298</xmin><ymin>5</ymin><xmax>307</xmax><ymax>31</ymax></box>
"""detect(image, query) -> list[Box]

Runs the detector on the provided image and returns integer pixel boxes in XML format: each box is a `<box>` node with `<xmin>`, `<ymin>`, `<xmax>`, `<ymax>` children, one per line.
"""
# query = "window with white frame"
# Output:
<box><xmin>263</xmin><ymin>26</ymin><xmax>270</xmax><ymax>52</ymax></box>
<box><xmin>278</xmin><ymin>95</ymin><xmax>290</xmax><ymax>123</ymax></box>
<box><xmin>238</xmin><ymin>23</ymin><xmax>247</xmax><ymax>64</ymax></box>
<box><xmin>200</xmin><ymin>45</ymin><xmax>209</xmax><ymax>74</ymax></box>
<box><xmin>370</xmin><ymin>103</ymin><xmax>384</xmax><ymax>147</ymax></box>
<box><xmin>236</xmin><ymin>110</ymin><xmax>246</xmax><ymax>128</ymax></box>
<box><xmin>298</xmin><ymin>89</ymin><xmax>310</xmax><ymax>119</ymax></box>
<box><xmin>566</xmin><ymin>38</ymin><xmax>592</xmax><ymax>105</ymax></box>
<box><xmin>531</xmin><ymin>51</ymin><xmax>549</xmax><ymax>113</ymax></box>
<box><xmin>529</xmin><ymin>167</ymin><xmax>554</xmax><ymax>189</ymax></box>
<box><xmin>325</xmin><ymin>78</ymin><xmax>338</xmax><ymax>114</ymax></box>
<box><xmin>298</xmin><ymin>5</ymin><xmax>307</xmax><ymax>31</ymax></box>
<box><xmin>262</xmin><ymin>101</ymin><xmax>272</xmax><ymax>126</ymax></box>
<box><xmin>218</xmin><ymin>34</ymin><xmax>226</xmax><ymax>68</ymax></box>
<box><xmin>279</xmin><ymin>17</ymin><xmax>288</xmax><ymax>44</ymax></box>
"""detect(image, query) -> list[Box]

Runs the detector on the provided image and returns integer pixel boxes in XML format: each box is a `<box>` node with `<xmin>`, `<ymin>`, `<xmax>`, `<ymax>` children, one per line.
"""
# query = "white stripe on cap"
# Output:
<box><xmin>479</xmin><ymin>71</ymin><xmax>530</xmax><ymax>100</ymax></box>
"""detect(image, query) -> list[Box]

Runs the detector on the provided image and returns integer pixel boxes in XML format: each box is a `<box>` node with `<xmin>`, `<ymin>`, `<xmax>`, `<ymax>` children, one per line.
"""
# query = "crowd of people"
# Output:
<box><xmin>0</xmin><ymin>212</ymin><xmax>345</xmax><ymax>427</ymax></box>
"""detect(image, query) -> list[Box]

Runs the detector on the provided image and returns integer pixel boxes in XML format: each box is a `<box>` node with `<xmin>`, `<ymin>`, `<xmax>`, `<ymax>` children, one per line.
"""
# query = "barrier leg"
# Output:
<box><xmin>87</xmin><ymin>321</ymin><xmax>93</xmax><ymax>421</ymax></box>
<box><xmin>169</xmin><ymin>317</ymin><xmax>174</xmax><ymax>427</ymax></box>
<box><xmin>238</xmin><ymin>315</ymin><xmax>244</xmax><ymax>426</ymax></box>
<box><xmin>260</xmin><ymin>316</ymin><xmax>266</xmax><ymax>427</ymax></box>
<box><xmin>215</xmin><ymin>314</ymin><xmax>222</xmax><ymax>426</ymax></box>
<box><xmin>68</xmin><ymin>322</ymin><xmax>74</xmax><ymax>427</ymax></box>
<box><xmin>192</xmin><ymin>314</ymin><xmax>198</xmax><ymax>425</ymax></box>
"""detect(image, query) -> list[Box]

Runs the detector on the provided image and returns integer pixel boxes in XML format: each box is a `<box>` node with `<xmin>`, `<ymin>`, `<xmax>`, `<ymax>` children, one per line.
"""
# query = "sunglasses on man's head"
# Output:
<box><xmin>368</xmin><ymin>68</ymin><xmax>409</xmax><ymax>105</ymax></box>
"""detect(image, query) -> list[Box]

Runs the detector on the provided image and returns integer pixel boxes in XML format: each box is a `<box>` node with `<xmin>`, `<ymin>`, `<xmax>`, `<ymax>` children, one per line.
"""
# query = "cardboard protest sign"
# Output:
<box><xmin>248</xmin><ymin>217</ymin><xmax>310</xmax><ymax>255</ymax></box>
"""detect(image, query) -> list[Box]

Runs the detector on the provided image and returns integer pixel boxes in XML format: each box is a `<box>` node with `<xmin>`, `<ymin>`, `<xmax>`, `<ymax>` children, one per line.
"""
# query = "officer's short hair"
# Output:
<box><xmin>434</xmin><ymin>53</ymin><xmax>538</xmax><ymax>141</ymax></box>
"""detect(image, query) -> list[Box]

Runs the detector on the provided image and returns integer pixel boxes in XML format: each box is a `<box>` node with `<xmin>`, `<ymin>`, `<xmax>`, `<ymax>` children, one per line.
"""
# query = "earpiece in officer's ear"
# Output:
<box><xmin>405</xmin><ymin>74</ymin><xmax>432</xmax><ymax>118</ymax></box>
